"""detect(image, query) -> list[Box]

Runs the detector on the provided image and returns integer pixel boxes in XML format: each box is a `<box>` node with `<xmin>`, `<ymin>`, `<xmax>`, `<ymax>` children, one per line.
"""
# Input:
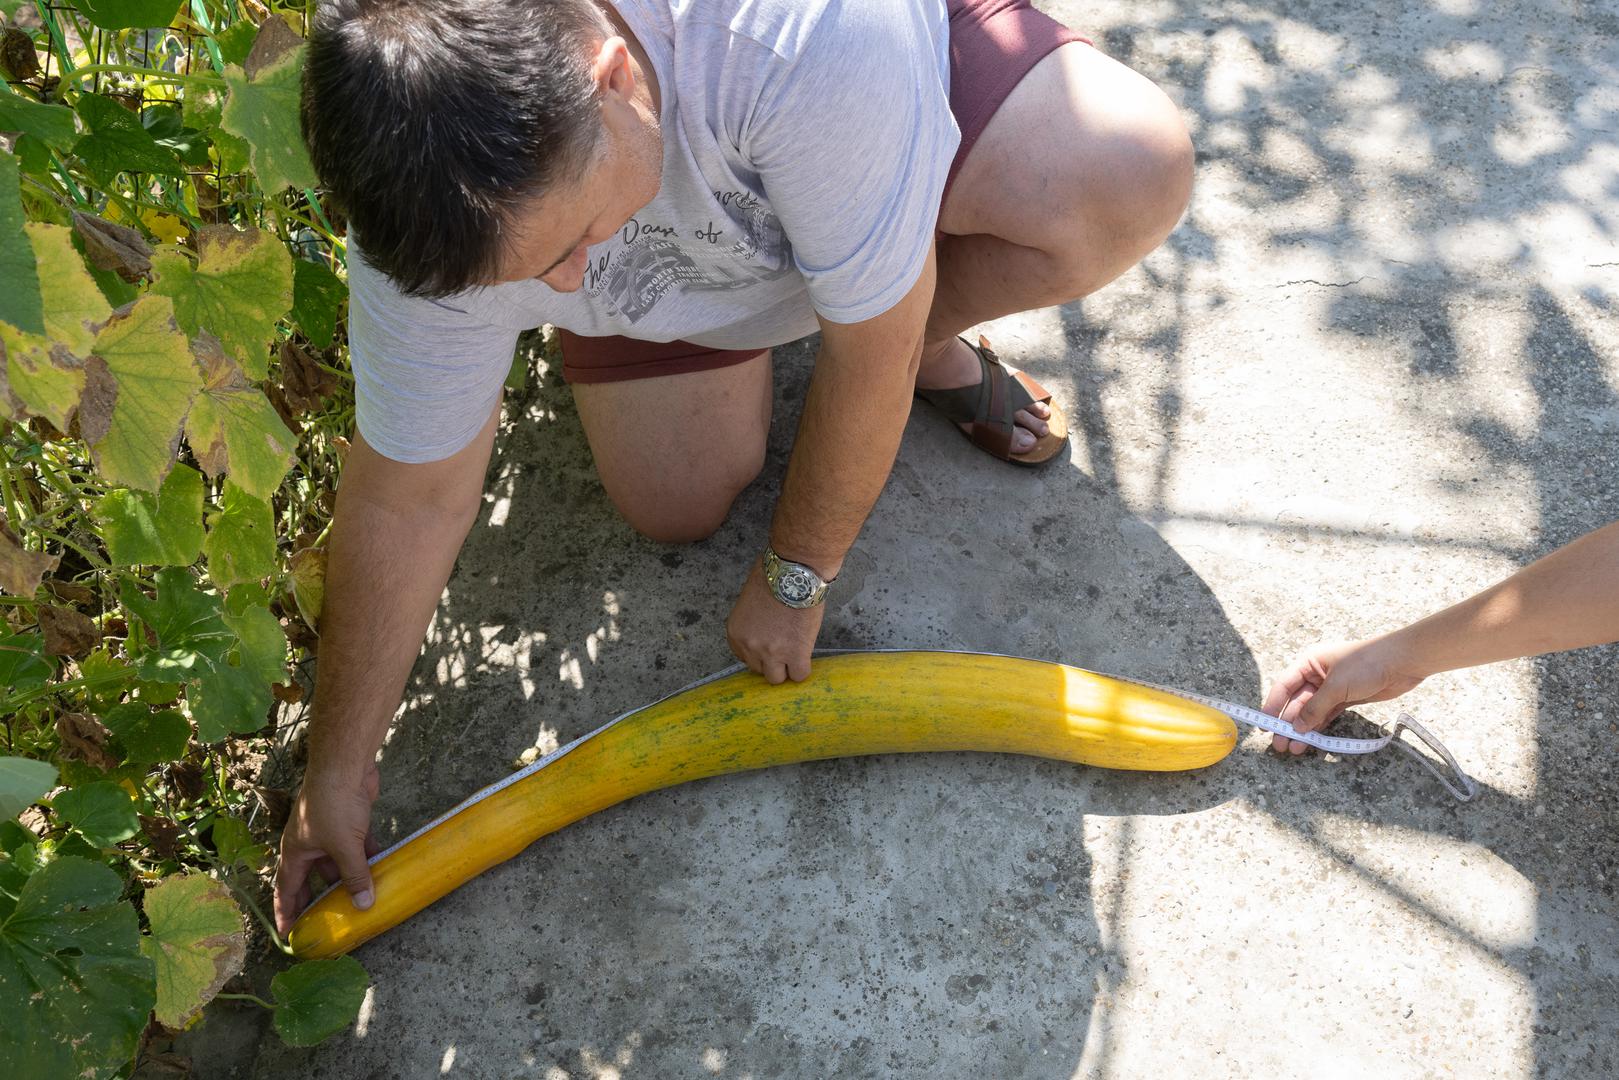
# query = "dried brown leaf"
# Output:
<box><xmin>73</xmin><ymin>211</ymin><xmax>154</xmax><ymax>283</ymax></box>
<box><xmin>0</xmin><ymin>520</ymin><xmax>58</xmax><ymax>596</ymax></box>
<box><xmin>288</xmin><ymin>545</ymin><xmax>325</xmax><ymax>632</ymax></box>
<box><xmin>38</xmin><ymin>603</ymin><xmax>99</xmax><ymax>657</ymax></box>
<box><xmin>251</xmin><ymin>784</ymin><xmax>291</xmax><ymax>830</ymax></box>
<box><xmin>263</xmin><ymin>380</ymin><xmax>302</xmax><ymax>436</ymax></box>
<box><xmin>139</xmin><ymin>813</ymin><xmax>185</xmax><ymax>861</ymax></box>
<box><xmin>0</xmin><ymin>28</ymin><xmax>39</xmax><ymax>81</ymax></box>
<box><xmin>168</xmin><ymin>760</ymin><xmax>205</xmax><ymax>802</ymax></box>
<box><xmin>282</xmin><ymin>614</ymin><xmax>318</xmax><ymax>655</ymax></box>
<box><xmin>56</xmin><ymin>711</ymin><xmax>118</xmax><ymax>771</ymax></box>
<box><xmin>277</xmin><ymin>340</ymin><xmax>337</xmax><ymax>412</ymax></box>
<box><xmin>270</xmin><ymin>681</ymin><xmax>303</xmax><ymax>704</ymax></box>
<box><xmin>242</xmin><ymin>15</ymin><xmax>303</xmax><ymax>79</ymax></box>
<box><xmin>74</xmin><ymin>353</ymin><xmax>118</xmax><ymax>447</ymax></box>
<box><xmin>28</xmin><ymin>415</ymin><xmax>67</xmax><ymax>441</ymax></box>
<box><xmin>190</xmin><ymin>331</ymin><xmax>234</xmax><ymax>389</ymax></box>
<box><xmin>133</xmin><ymin>1049</ymin><xmax>192</xmax><ymax>1077</ymax></box>
<box><xmin>44</xmin><ymin>577</ymin><xmax>95</xmax><ymax>605</ymax></box>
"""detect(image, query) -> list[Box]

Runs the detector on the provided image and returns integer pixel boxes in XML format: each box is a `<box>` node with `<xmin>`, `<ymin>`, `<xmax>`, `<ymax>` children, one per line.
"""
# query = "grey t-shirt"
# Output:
<box><xmin>348</xmin><ymin>0</ymin><xmax>958</xmax><ymax>463</ymax></box>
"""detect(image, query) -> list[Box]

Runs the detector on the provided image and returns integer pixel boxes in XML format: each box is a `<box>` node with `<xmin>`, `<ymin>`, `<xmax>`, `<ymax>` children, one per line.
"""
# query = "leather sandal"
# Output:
<box><xmin>914</xmin><ymin>335</ymin><xmax>1069</xmax><ymax>465</ymax></box>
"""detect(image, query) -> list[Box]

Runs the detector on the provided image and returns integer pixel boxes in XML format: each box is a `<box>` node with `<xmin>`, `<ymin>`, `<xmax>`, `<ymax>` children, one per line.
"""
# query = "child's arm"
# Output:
<box><xmin>1263</xmin><ymin>520</ymin><xmax>1619</xmax><ymax>754</ymax></box>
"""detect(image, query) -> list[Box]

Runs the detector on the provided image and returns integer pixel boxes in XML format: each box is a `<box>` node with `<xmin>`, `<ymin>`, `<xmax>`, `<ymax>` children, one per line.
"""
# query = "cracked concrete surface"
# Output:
<box><xmin>192</xmin><ymin>1</ymin><xmax>1618</xmax><ymax>1076</ymax></box>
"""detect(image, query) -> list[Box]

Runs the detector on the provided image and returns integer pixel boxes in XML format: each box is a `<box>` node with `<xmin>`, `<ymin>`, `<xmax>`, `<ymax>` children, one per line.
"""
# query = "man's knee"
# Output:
<box><xmin>1085</xmin><ymin>83</ymin><xmax>1194</xmax><ymax>255</ymax></box>
<box><xmin>1044</xmin><ymin>80</ymin><xmax>1192</xmax><ymax>279</ymax></box>
<box><xmin>612</xmin><ymin>447</ymin><xmax>765</xmax><ymax>545</ymax></box>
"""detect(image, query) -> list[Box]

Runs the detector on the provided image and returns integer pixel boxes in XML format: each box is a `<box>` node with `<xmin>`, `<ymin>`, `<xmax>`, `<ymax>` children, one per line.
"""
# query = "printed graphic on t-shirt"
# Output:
<box><xmin>588</xmin><ymin>191</ymin><xmax>793</xmax><ymax>323</ymax></box>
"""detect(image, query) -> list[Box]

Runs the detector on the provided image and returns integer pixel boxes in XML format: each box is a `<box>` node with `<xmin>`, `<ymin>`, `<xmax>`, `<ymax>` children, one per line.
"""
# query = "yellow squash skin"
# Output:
<box><xmin>289</xmin><ymin>651</ymin><xmax>1236</xmax><ymax>958</ymax></box>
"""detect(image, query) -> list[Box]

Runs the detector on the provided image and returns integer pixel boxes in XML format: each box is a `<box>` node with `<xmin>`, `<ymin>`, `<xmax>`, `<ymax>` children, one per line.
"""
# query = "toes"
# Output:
<box><xmin>1014</xmin><ymin>408</ymin><xmax>1049</xmax><ymax>439</ymax></box>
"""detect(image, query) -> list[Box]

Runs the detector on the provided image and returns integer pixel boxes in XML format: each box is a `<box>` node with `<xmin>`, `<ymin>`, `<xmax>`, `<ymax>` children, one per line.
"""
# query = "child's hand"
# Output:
<box><xmin>1261</xmin><ymin>636</ymin><xmax>1429</xmax><ymax>755</ymax></box>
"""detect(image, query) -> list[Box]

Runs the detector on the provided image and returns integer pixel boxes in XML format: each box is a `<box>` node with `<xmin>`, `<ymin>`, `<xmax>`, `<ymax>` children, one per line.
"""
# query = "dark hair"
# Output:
<box><xmin>302</xmin><ymin>0</ymin><xmax>609</xmax><ymax>297</ymax></box>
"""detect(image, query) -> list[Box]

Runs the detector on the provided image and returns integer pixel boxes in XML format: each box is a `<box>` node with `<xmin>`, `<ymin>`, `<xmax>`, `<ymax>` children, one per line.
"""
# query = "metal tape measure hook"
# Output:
<box><xmin>1385</xmin><ymin>712</ymin><xmax>1479</xmax><ymax>803</ymax></box>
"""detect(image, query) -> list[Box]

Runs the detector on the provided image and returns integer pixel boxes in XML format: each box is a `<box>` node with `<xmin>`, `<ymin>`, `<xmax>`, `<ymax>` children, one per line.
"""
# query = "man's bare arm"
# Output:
<box><xmin>273</xmin><ymin>401</ymin><xmax>500</xmax><ymax>932</ymax></box>
<box><xmin>725</xmin><ymin>245</ymin><xmax>936</xmax><ymax>682</ymax></box>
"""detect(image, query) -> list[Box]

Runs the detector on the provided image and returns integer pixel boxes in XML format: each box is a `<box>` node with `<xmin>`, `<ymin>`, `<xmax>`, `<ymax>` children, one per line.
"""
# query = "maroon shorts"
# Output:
<box><xmin>560</xmin><ymin>0</ymin><xmax>1088</xmax><ymax>385</ymax></box>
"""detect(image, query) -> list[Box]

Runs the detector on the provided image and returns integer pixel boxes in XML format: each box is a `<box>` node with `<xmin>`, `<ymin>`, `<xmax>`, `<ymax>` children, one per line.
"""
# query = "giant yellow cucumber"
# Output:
<box><xmin>289</xmin><ymin>651</ymin><xmax>1236</xmax><ymax>958</ymax></box>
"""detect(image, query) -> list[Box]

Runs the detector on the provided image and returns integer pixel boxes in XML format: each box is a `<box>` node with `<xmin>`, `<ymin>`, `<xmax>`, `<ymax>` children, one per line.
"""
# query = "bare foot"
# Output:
<box><xmin>915</xmin><ymin>336</ymin><xmax>1052</xmax><ymax>455</ymax></box>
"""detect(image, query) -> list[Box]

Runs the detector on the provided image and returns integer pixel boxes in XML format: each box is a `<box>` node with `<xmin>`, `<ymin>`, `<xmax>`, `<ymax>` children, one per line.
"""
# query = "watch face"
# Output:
<box><xmin>778</xmin><ymin>567</ymin><xmax>817</xmax><ymax>605</ymax></box>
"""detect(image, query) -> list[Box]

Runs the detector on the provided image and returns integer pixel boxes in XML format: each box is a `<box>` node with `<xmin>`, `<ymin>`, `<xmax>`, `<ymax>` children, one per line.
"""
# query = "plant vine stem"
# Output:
<box><xmin>215</xmin><ymin>992</ymin><xmax>277</xmax><ymax>1010</ymax></box>
<box><xmin>33</xmin><ymin>2</ymin><xmax>73</xmax><ymax>75</ymax></box>
<box><xmin>22</xmin><ymin>526</ymin><xmax>106</xmax><ymax>571</ymax></box>
<box><xmin>231</xmin><ymin>876</ymin><xmax>296</xmax><ymax>956</ymax></box>
<box><xmin>225</xmin><ymin>196</ymin><xmax>345</xmax><ymax>250</ymax></box>
<box><xmin>58</xmin><ymin>64</ymin><xmax>225</xmax><ymax>89</ymax></box>
<box><xmin>0</xmin><ymin>666</ymin><xmax>131</xmax><ymax>713</ymax></box>
<box><xmin>0</xmin><ymin>450</ymin><xmax>25</xmax><ymax>528</ymax></box>
<box><xmin>144</xmin><ymin>776</ymin><xmax>298</xmax><ymax>957</ymax></box>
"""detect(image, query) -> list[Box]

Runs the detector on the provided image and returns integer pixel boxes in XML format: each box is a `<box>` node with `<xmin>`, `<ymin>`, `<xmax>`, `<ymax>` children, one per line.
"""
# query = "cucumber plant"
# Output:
<box><xmin>1</xmin><ymin>2</ymin><xmax>367</xmax><ymax>1073</ymax></box>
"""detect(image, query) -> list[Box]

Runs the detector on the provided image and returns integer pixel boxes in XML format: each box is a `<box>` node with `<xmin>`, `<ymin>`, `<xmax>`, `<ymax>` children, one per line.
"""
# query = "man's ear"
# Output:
<box><xmin>589</xmin><ymin>36</ymin><xmax>636</xmax><ymax>102</ymax></box>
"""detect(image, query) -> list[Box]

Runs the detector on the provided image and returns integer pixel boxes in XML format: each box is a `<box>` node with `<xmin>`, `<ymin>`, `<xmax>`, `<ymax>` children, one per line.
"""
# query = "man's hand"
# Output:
<box><xmin>1261</xmin><ymin>636</ymin><xmax>1428</xmax><ymax>755</ymax></box>
<box><xmin>274</xmin><ymin>761</ymin><xmax>382</xmax><ymax>936</ymax></box>
<box><xmin>726</xmin><ymin>559</ymin><xmax>825</xmax><ymax>683</ymax></box>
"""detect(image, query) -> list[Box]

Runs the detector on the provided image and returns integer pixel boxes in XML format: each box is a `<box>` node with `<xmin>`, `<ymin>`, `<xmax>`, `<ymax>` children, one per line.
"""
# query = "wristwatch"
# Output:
<box><xmin>762</xmin><ymin>546</ymin><xmax>834</xmax><ymax>609</ymax></box>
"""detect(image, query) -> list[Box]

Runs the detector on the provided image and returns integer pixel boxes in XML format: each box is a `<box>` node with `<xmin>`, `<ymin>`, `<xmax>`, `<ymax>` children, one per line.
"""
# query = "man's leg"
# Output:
<box><xmin>572</xmin><ymin>351</ymin><xmax>773</xmax><ymax>542</ymax></box>
<box><xmin>923</xmin><ymin>43</ymin><xmax>1194</xmax><ymax>455</ymax></box>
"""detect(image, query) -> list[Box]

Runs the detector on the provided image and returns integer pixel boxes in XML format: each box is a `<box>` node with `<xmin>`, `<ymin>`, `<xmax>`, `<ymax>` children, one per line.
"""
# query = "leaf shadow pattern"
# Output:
<box><xmin>228</xmin><ymin>0</ymin><xmax>1619</xmax><ymax>1075</ymax></box>
<box><xmin>239</xmin><ymin>317</ymin><xmax>1260</xmax><ymax>1079</ymax></box>
<box><xmin>1045</xmin><ymin>1</ymin><xmax>1619</xmax><ymax>1075</ymax></box>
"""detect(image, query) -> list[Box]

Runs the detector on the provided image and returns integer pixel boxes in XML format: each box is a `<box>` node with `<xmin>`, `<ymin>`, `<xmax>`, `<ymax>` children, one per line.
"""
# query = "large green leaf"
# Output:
<box><xmin>222</xmin><ymin>591</ymin><xmax>286</xmax><ymax>687</ymax></box>
<box><xmin>151</xmin><ymin>227</ymin><xmax>291</xmax><ymax>379</ymax></box>
<box><xmin>0</xmin><ymin>89</ymin><xmax>76</xmax><ymax>150</ymax></box>
<box><xmin>0</xmin><ymin>757</ymin><xmax>56</xmax><ymax>819</ymax></box>
<box><xmin>96</xmin><ymin>461</ymin><xmax>205</xmax><ymax>566</ymax></box>
<box><xmin>73</xmin><ymin>93</ymin><xmax>185</xmax><ymax>181</ymax></box>
<box><xmin>0</xmin><ymin>154</ymin><xmax>44</xmax><ymax>336</ymax></box>
<box><xmin>1</xmin><ymin>222</ymin><xmax>111</xmax><ymax>427</ymax></box>
<box><xmin>220</xmin><ymin>21</ymin><xmax>317</xmax><ymax>195</ymax></box>
<box><xmin>213</xmin><ymin>21</ymin><xmax>259</xmax><ymax>69</ymax></box>
<box><xmin>290</xmin><ymin>257</ymin><xmax>344</xmax><ymax>349</ymax></box>
<box><xmin>204</xmin><ymin>481</ymin><xmax>275</xmax><ymax>590</ymax></box>
<box><xmin>209</xmin><ymin>815</ymin><xmax>267</xmax><ymax>872</ymax></box>
<box><xmin>181</xmin><ymin>85</ymin><xmax>250</xmax><ymax>175</ymax></box>
<box><xmin>0</xmin><ymin>631</ymin><xmax>55</xmax><ymax>694</ymax></box>
<box><xmin>122</xmin><ymin>568</ymin><xmax>273</xmax><ymax>743</ymax></box>
<box><xmin>83</xmin><ymin>295</ymin><xmax>202</xmax><ymax>492</ymax></box>
<box><xmin>26</xmin><ymin>222</ymin><xmax>112</xmax><ymax>356</ymax></box>
<box><xmin>80</xmin><ymin>649</ymin><xmax>135</xmax><ymax>713</ymax></box>
<box><xmin>99</xmin><ymin>703</ymin><xmax>189</xmax><ymax>765</ymax></box>
<box><xmin>185</xmin><ymin>343</ymin><xmax>296</xmax><ymax>499</ymax></box>
<box><xmin>0</xmin><ymin>857</ymin><xmax>155</xmax><ymax>1080</ymax></box>
<box><xmin>52</xmin><ymin>781</ymin><xmax>139</xmax><ymax>847</ymax></box>
<box><xmin>139</xmin><ymin>874</ymin><xmax>244</xmax><ymax>1029</ymax></box>
<box><xmin>270</xmin><ymin>956</ymin><xmax>368</xmax><ymax>1047</ymax></box>
<box><xmin>75</xmin><ymin>0</ymin><xmax>184</xmax><ymax>30</ymax></box>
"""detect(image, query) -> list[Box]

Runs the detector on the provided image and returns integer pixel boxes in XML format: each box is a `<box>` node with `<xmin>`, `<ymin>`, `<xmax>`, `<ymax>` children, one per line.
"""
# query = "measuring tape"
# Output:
<box><xmin>371</xmin><ymin>650</ymin><xmax>1479</xmax><ymax>872</ymax></box>
<box><xmin>1125</xmin><ymin>676</ymin><xmax>1479</xmax><ymax>802</ymax></box>
<box><xmin>811</xmin><ymin>649</ymin><xmax>1479</xmax><ymax>803</ymax></box>
<box><xmin>813</xmin><ymin>649</ymin><xmax>1479</xmax><ymax>803</ymax></box>
<box><xmin>354</xmin><ymin>649</ymin><xmax>1475</xmax><ymax>896</ymax></box>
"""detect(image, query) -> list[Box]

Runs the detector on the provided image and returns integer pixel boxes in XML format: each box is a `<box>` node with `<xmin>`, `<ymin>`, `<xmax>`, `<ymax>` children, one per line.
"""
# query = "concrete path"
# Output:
<box><xmin>208</xmin><ymin>1</ymin><xmax>1617</xmax><ymax>1076</ymax></box>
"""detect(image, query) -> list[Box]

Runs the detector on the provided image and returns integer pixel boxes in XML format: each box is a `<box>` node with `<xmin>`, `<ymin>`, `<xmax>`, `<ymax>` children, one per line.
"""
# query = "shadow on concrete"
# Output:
<box><xmin>1077</xmin><ymin>1</ymin><xmax>1619</xmax><ymax>1072</ymax></box>
<box><xmin>221</xmin><ymin>0</ymin><xmax>1619</xmax><ymax>1075</ymax></box>
<box><xmin>241</xmin><ymin>328</ymin><xmax>1263</xmax><ymax>1078</ymax></box>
